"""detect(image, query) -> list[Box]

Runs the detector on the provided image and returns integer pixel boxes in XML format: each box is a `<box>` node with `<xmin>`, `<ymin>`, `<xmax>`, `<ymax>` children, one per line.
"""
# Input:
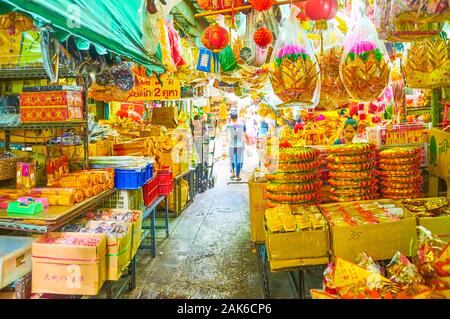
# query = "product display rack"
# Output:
<box><xmin>0</xmin><ymin>68</ymin><xmax>89</xmax><ymax>168</ymax></box>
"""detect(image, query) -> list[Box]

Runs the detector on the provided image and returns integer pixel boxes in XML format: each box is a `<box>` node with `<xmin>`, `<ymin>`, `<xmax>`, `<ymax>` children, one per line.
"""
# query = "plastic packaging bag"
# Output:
<box><xmin>404</xmin><ymin>34</ymin><xmax>450</xmax><ymax>89</ymax></box>
<box><xmin>317</xmin><ymin>21</ymin><xmax>350</xmax><ymax>110</ymax></box>
<box><xmin>219</xmin><ymin>45</ymin><xmax>238</xmax><ymax>72</ymax></box>
<box><xmin>339</xmin><ymin>3</ymin><xmax>390</xmax><ymax>102</ymax></box>
<box><xmin>375</xmin><ymin>0</ymin><xmax>445</xmax><ymax>41</ymax></box>
<box><xmin>269</xmin><ymin>7</ymin><xmax>320</xmax><ymax>109</ymax></box>
<box><xmin>166</xmin><ymin>19</ymin><xmax>186</xmax><ymax>69</ymax></box>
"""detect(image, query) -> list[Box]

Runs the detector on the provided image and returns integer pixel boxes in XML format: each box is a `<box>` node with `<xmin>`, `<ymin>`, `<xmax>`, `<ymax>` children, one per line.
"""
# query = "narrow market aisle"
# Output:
<box><xmin>123</xmin><ymin>146</ymin><xmax>300</xmax><ymax>299</ymax></box>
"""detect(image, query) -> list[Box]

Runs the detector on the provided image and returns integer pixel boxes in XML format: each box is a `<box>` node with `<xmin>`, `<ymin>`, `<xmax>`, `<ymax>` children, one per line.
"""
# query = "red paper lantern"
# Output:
<box><xmin>250</xmin><ymin>0</ymin><xmax>274</xmax><ymax>12</ymax></box>
<box><xmin>305</xmin><ymin>0</ymin><xmax>338</xmax><ymax>21</ymax></box>
<box><xmin>197</xmin><ymin>0</ymin><xmax>244</xmax><ymax>11</ymax></box>
<box><xmin>253</xmin><ymin>28</ymin><xmax>273</xmax><ymax>48</ymax></box>
<box><xmin>201</xmin><ymin>24</ymin><xmax>230</xmax><ymax>53</ymax></box>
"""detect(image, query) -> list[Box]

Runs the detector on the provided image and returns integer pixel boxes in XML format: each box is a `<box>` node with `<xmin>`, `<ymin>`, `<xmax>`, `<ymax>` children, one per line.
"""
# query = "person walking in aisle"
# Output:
<box><xmin>226</xmin><ymin>108</ymin><xmax>248</xmax><ymax>181</ymax></box>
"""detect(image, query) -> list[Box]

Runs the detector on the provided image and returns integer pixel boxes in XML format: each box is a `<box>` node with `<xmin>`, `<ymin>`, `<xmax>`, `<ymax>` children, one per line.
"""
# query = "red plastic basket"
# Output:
<box><xmin>157</xmin><ymin>166</ymin><xmax>173</xmax><ymax>185</ymax></box>
<box><xmin>158</xmin><ymin>183</ymin><xmax>173</xmax><ymax>196</ymax></box>
<box><xmin>143</xmin><ymin>176</ymin><xmax>159</xmax><ymax>206</ymax></box>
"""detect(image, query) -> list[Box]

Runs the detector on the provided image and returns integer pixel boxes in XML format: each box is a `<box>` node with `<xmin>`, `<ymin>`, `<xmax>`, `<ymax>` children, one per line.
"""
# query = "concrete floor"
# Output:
<box><xmin>120</xmin><ymin>144</ymin><xmax>323</xmax><ymax>299</ymax></box>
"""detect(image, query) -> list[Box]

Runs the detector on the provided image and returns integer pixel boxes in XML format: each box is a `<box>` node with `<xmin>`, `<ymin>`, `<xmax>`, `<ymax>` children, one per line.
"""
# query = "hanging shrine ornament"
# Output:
<box><xmin>201</xmin><ymin>23</ymin><xmax>230</xmax><ymax>73</ymax></box>
<box><xmin>250</xmin><ymin>0</ymin><xmax>274</xmax><ymax>12</ymax></box>
<box><xmin>305</xmin><ymin>0</ymin><xmax>338</xmax><ymax>29</ymax></box>
<box><xmin>197</xmin><ymin>0</ymin><xmax>244</xmax><ymax>11</ymax></box>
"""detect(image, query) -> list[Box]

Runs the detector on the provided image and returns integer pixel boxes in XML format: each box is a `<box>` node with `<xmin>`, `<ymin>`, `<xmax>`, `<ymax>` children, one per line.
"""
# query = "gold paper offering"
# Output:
<box><xmin>270</xmin><ymin>53</ymin><xmax>319</xmax><ymax>106</ymax></box>
<box><xmin>340</xmin><ymin>49</ymin><xmax>390</xmax><ymax>101</ymax></box>
<box><xmin>404</xmin><ymin>35</ymin><xmax>450</xmax><ymax>89</ymax></box>
<box><xmin>318</xmin><ymin>46</ymin><xmax>350</xmax><ymax>110</ymax></box>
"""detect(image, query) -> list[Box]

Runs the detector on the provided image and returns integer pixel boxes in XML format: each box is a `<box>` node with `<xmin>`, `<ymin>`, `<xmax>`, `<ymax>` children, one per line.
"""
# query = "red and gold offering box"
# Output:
<box><xmin>31</xmin><ymin>232</ymin><xmax>107</xmax><ymax>295</ymax></box>
<box><xmin>20</xmin><ymin>91</ymin><xmax>83</xmax><ymax>107</ymax></box>
<box><xmin>20</xmin><ymin>91</ymin><xmax>83</xmax><ymax>122</ymax></box>
<box><xmin>20</xmin><ymin>105</ymin><xmax>83</xmax><ymax>122</ymax></box>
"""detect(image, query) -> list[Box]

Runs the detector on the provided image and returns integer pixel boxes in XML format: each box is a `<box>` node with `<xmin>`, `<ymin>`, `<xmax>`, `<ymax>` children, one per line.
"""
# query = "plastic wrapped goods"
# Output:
<box><xmin>404</xmin><ymin>34</ymin><xmax>450</xmax><ymax>89</ymax></box>
<box><xmin>317</xmin><ymin>22</ymin><xmax>350</xmax><ymax>110</ymax></box>
<box><xmin>375</xmin><ymin>0</ymin><xmax>445</xmax><ymax>41</ymax></box>
<box><xmin>339</xmin><ymin>9</ymin><xmax>390</xmax><ymax>102</ymax></box>
<box><xmin>269</xmin><ymin>7</ymin><xmax>320</xmax><ymax>109</ymax></box>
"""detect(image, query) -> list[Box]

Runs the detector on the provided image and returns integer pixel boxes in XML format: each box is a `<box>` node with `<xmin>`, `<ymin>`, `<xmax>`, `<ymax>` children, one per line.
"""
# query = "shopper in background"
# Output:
<box><xmin>226</xmin><ymin>108</ymin><xmax>247</xmax><ymax>181</ymax></box>
<box><xmin>191</xmin><ymin>114</ymin><xmax>209</xmax><ymax>192</ymax></box>
<box><xmin>259</xmin><ymin>118</ymin><xmax>269</xmax><ymax>137</ymax></box>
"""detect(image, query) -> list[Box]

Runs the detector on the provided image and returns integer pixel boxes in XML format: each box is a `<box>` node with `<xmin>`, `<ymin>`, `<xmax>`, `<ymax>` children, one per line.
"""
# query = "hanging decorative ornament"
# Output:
<box><xmin>197</xmin><ymin>0</ymin><xmax>244</xmax><ymax>11</ymax></box>
<box><xmin>305</xmin><ymin>0</ymin><xmax>338</xmax><ymax>30</ymax></box>
<box><xmin>250</xmin><ymin>0</ymin><xmax>274</xmax><ymax>12</ymax></box>
<box><xmin>253</xmin><ymin>27</ymin><xmax>273</xmax><ymax>48</ymax></box>
<box><xmin>201</xmin><ymin>23</ymin><xmax>230</xmax><ymax>74</ymax></box>
<box><xmin>253</xmin><ymin>26</ymin><xmax>272</xmax><ymax>67</ymax></box>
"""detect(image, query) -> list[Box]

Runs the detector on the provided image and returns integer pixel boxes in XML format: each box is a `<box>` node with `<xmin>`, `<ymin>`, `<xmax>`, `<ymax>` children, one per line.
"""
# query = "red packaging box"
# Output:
<box><xmin>20</xmin><ymin>91</ymin><xmax>83</xmax><ymax>107</ymax></box>
<box><xmin>20</xmin><ymin>105</ymin><xmax>83</xmax><ymax>122</ymax></box>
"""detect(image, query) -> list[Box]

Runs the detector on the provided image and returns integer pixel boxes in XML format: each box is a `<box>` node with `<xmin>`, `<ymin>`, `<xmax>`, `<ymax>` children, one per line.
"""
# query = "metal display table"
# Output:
<box><xmin>140</xmin><ymin>195</ymin><xmax>169</xmax><ymax>258</ymax></box>
<box><xmin>0</xmin><ymin>189</ymin><xmax>116</xmax><ymax>233</ymax></box>
<box><xmin>255</xmin><ymin>243</ymin><xmax>326</xmax><ymax>299</ymax></box>
<box><xmin>172</xmin><ymin>169</ymin><xmax>195</xmax><ymax>215</ymax></box>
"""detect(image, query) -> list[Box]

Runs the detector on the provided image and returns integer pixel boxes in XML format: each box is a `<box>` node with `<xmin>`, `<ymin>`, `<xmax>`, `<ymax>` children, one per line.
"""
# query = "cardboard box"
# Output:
<box><xmin>267</xmin><ymin>251</ymin><xmax>329</xmax><ymax>272</ymax></box>
<box><xmin>151</xmin><ymin>107</ymin><xmax>178</xmax><ymax>128</ymax></box>
<box><xmin>85</xmin><ymin>221</ymin><xmax>132</xmax><ymax>281</ymax></box>
<box><xmin>89</xmin><ymin>139</ymin><xmax>112</xmax><ymax>157</ymax></box>
<box><xmin>266</xmin><ymin>228</ymin><xmax>330</xmax><ymax>261</ymax></box>
<box><xmin>100</xmin><ymin>209</ymin><xmax>143</xmax><ymax>258</ymax></box>
<box><xmin>0</xmin><ymin>236</ymin><xmax>35</xmax><ymax>290</ymax></box>
<box><xmin>406</xmin><ymin>198</ymin><xmax>450</xmax><ymax>242</ymax></box>
<box><xmin>20</xmin><ymin>105</ymin><xmax>83</xmax><ymax>122</ymax></box>
<box><xmin>20</xmin><ymin>91</ymin><xmax>83</xmax><ymax>107</ymax></box>
<box><xmin>31</xmin><ymin>232</ymin><xmax>107</xmax><ymax>295</ymax></box>
<box><xmin>429</xmin><ymin>128</ymin><xmax>450</xmax><ymax>179</ymax></box>
<box><xmin>248</xmin><ymin>180</ymin><xmax>267</xmax><ymax>243</ymax></box>
<box><xmin>320</xmin><ymin>200</ymin><xmax>418</xmax><ymax>262</ymax></box>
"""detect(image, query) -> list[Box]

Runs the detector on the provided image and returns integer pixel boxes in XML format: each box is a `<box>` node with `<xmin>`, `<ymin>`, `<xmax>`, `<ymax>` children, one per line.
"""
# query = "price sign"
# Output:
<box><xmin>127</xmin><ymin>75</ymin><xmax>181</xmax><ymax>101</ymax></box>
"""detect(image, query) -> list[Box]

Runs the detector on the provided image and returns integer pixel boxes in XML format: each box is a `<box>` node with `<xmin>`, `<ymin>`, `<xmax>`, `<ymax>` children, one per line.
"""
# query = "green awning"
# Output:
<box><xmin>1</xmin><ymin>0</ymin><xmax>164</xmax><ymax>75</ymax></box>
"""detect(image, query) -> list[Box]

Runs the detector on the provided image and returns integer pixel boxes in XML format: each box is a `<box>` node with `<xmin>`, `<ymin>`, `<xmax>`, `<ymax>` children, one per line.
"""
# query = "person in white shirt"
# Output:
<box><xmin>225</xmin><ymin>109</ymin><xmax>248</xmax><ymax>181</ymax></box>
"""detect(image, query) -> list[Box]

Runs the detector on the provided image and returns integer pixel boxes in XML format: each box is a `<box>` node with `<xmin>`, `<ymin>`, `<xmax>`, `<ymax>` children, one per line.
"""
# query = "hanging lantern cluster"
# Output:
<box><xmin>250</xmin><ymin>0</ymin><xmax>274</xmax><ymax>12</ymax></box>
<box><xmin>201</xmin><ymin>23</ymin><xmax>230</xmax><ymax>73</ymax></box>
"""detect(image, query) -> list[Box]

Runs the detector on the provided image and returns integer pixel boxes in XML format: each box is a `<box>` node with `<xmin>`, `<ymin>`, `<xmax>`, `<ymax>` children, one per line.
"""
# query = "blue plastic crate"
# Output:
<box><xmin>115</xmin><ymin>167</ymin><xmax>146</xmax><ymax>190</ymax></box>
<box><xmin>146</xmin><ymin>163</ymin><xmax>154</xmax><ymax>182</ymax></box>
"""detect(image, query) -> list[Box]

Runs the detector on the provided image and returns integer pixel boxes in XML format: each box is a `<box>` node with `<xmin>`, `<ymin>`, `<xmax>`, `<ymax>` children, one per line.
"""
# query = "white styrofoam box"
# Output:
<box><xmin>0</xmin><ymin>236</ymin><xmax>35</xmax><ymax>289</ymax></box>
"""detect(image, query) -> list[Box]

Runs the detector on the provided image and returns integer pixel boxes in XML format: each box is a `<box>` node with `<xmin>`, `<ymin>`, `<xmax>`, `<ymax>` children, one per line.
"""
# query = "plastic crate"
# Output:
<box><xmin>102</xmin><ymin>189</ymin><xmax>143</xmax><ymax>210</ymax></box>
<box><xmin>145</xmin><ymin>163</ymin><xmax>154</xmax><ymax>182</ymax></box>
<box><xmin>158</xmin><ymin>183</ymin><xmax>173</xmax><ymax>196</ymax></box>
<box><xmin>142</xmin><ymin>176</ymin><xmax>159</xmax><ymax>207</ymax></box>
<box><xmin>144</xmin><ymin>187</ymin><xmax>159</xmax><ymax>207</ymax></box>
<box><xmin>157</xmin><ymin>166</ymin><xmax>173</xmax><ymax>185</ymax></box>
<box><xmin>115</xmin><ymin>166</ymin><xmax>146</xmax><ymax>190</ymax></box>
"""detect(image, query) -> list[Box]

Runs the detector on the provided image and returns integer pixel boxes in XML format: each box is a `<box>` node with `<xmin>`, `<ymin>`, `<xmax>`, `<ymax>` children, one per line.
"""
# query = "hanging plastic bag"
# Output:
<box><xmin>375</xmin><ymin>0</ymin><xmax>445</xmax><ymax>42</ymax></box>
<box><xmin>165</xmin><ymin>19</ymin><xmax>186</xmax><ymax>69</ymax></box>
<box><xmin>219</xmin><ymin>45</ymin><xmax>238</xmax><ymax>72</ymax></box>
<box><xmin>339</xmin><ymin>2</ymin><xmax>390</xmax><ymax>102</ymax></box>
<box><xmin>404</xmin><ymin>33</ymin><xmax>450</xmax><ymax>89</ymax></box>
<box><xmin>316</xmin><ymin>21</ymin><xmax>350</xmax><ymax>110</ymax></box>
<box><xmin>157</xmin><ymin>18</ymin><xmax>177</xmax><ymax>73</ymax></box>
<box><xmin>269</xmin><ymin>6</ymin><xmax>320</xmax><ymax>109</ymax></box>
